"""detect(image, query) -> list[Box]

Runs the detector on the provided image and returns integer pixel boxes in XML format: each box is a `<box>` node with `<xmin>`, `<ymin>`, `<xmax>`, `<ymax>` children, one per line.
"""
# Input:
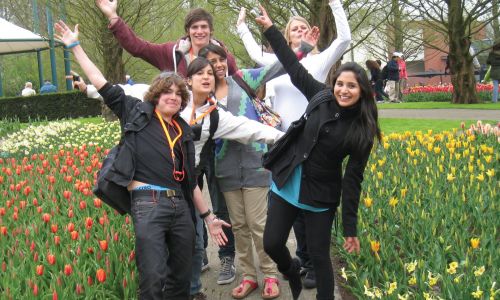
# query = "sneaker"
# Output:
<box><xmin>190</xmin><ymin>292</ymin><xmax>207</xmax><ymax>300</ymax></box>
<box><xmin>217</xmin><ymin>256</ymin><xmax>236</xmax><ymax>285</ymax></box>
<box><xmin>201</xmin><ymin>250</ymin><xmax>209</xmax><ymax>272</ymax></box>
<box><xmin>302</xmin><ymin>270</ymin><xmax>316</xmax><ymax>289</ymax></box>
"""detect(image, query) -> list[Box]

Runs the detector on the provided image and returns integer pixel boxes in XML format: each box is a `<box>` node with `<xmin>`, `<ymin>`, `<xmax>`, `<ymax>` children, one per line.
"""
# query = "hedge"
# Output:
<box><xmin>0</xmin><ymin>91</ymin><xmax>102</xmax><ymax>122</ymax></box>
<box><xmin>403</xmin><ymin>91</ymin><xmax>492</xmax><ymax>102</ymax></box>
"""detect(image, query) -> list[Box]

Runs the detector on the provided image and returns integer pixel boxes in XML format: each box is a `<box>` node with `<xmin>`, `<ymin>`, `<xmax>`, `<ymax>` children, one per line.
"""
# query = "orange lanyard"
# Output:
<box><xmin>189</xmin><ymin>97</ymin><xmax>217</xmax><ymax>125</ymax></box>
<box><xmin>155</xmin><ymin>110</ymin><xmax>185</xmax><ymax>181</ymax></box>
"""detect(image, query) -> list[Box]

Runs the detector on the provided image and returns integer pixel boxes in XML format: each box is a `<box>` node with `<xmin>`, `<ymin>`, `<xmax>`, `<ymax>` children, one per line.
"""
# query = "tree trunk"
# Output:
<box><xmin>99</xmin><ymin>26</ymin><xmax>125</xmax><ymax>121</ymax></box>
<box><xmin>448</xmin><ymin>0</ymin><xmax>478</xmax><ymax>104</ymax></box>
<box><xmin>310</xmin><ymin>0</ymin><xmax>340</xmax><ymax>85</ymax></box>
<box><xmin>392</xmin><ymin>0</ymin><xmax>403</xmax><ymax>52</ymax></box>
<box><xmin>493</xmin><ymin>0</ymin><xmax>500</xmax><ymax>41</ymax></box>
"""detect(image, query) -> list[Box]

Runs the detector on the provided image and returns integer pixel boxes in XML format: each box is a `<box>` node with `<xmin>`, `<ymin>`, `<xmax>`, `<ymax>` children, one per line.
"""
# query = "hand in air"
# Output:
<box><xmin>95</xmin><ymin>0</ymin><xmax>118</xmax><ymax>19</ymax></box>
<box><xmin>237</xmin><ymin>7</ymin><xmax>246</xmax><ymax>26</ymax></box>
<box><xmin>303</xmin><ymin>26</ymin><xmax>320</xmax><ymax>48</ymax></box>
<box><xmin>254</xmin><ymin>4</ymin><xmax>273</xmax><ymax>30</ymax></box>
<box><xmin>54</xmin><ymin>21</ymin><xmax>79</xmax><ymax>47</ymax></box>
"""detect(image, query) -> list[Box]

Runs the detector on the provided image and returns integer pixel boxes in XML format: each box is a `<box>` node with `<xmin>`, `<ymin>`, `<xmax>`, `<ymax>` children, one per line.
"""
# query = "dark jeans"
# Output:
<box><xmin>264</xmin><ymin>193</ymin><xmax>336</xmax><ymax>300</ymax></box>
<box><xmin>293</xmin><ymin>211</ymin><xmax>313</xmax><ymax>271</ymax></box>
<box><xmin>197</xmin><ymin>155</ymin><xmax>235</xmax><ymax>259</ymax></box>
<box><xmin>131</xmin><ymin>191</ymin><xmax>195</xmax><ymax>300</ymax></box>
<box><xmin>375</xmin><ymin>79</ymin><xmax>387</xmax><ymax>101</ymax></box>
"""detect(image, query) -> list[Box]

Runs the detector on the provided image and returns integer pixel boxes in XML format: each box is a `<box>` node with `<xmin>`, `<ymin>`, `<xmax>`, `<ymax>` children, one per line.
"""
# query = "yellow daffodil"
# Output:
<box><xmin>340</xmin><ymin>267</ymin><xmax>348</xmax><ymax>281</ymax></box>
<box><xmin>377</xmin><ymin>172</ymin><xmax>383</xmax><ymax>179</ymax></box>
<box><xmin>447</xmin><ymin>261</ymin><xmax>458</xmax><ymax>274</ymax></box>
<box><xmin>364</xmin><ymin>285</ymin><xmax>375</xmax><ymax>298</ymax></box>
<box><xmin>471</xmin><ymin>238</ymin><xmax>480</xmax><ymax>249</ymax></box>
<box><xmin>428</xmin><ymin>271</ymin><xmax>438</xmax><ymax>286</ymax></box>
<box><xmin>387</xmin><ymin>281</ymin><xmax>397</xmax><ymax>295</ymax></box>
<box><xmin>406</xmin><ymin>260</ymin><xmax>417</xmax><ymax>273</ymax></box>
<box><xmin>447</xmin><ymin>173</ymin><xmax>456</xmax><ymax>181</ymax></box>
<box><xmin>408</xmin><ymin>276</ymin><xmax>416</xmax><ymax>285</ymax></box>
<box><xmin>474</xmin><ymin>266</ymin><xmax>485</xmax><ymax>277</ymax></box>
<box><xmin>434</xmin><ymin>147</ymin><xmax>441</xmax><ymax>154</ymax></box>
<box><xmin>471</xmin><ymin>286</ymin><xmax>483</xmax><ymax>298</ymax></box>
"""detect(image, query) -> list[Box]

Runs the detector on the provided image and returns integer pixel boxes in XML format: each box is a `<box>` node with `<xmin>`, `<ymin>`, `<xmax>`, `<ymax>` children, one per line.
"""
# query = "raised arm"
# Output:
<box><xmin>256</xmin><ymin>6</ymin><xmax>325</xmax><ymax>101</ymax></box>
<box><xmin>213</xmin><ymin>108</ymin><xmax>284</xmax><ymax>144</ymax></box>
<box><xmin>96</xmin><ymin>0</ymin><xmax>173</xmax><ymax>70</ymax></box>
<box><xmin>302</xmin><ymin>0</ymin><xmax>351</xmax><ymax>81</ymax></box>
<box><xmin>237</xmin><ymin>8</ymin><xmax>278</xmax><ymax>66</ymax></box>
<box><xmin>238</xmin><ymin>38</ymin><xmax>317</xmax><ymax>90</ymax></box>
<box><xmin>54</xmin><ymin>22</ymin><xmax>106</xmax><ymax>89</ymax></box>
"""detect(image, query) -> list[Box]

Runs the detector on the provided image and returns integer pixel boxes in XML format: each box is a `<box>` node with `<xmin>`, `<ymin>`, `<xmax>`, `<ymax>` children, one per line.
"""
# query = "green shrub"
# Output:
<box><xmin>404</xmin><ymin>91</ymin><xmax>492</xmax><ymax>102</ymax></box>
<box><xmin>0</xmin><ymin>118</ymin><xmax>22</xmax><ymax>138</ymax></box>
<box><xmin>0</xmin><ymin>91</ymin><xmax>102</xmax><ymax>122</ymax></box>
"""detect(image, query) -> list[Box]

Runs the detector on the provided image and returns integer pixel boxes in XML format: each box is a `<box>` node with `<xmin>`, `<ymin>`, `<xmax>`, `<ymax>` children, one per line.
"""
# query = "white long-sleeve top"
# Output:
<box><xmin>180</xmin><ymin>99</ymin><xmax>284</xmax><ymax>167</ymax></box>
<box><xmin>86</xmin><ymin>84</ymin><xmax>283</xmax><ymax>167</ymax></box>
<box><xmin>237</xmin><ymin>0</ymin><xmax>351</xmax><ymax>130</ymax></box>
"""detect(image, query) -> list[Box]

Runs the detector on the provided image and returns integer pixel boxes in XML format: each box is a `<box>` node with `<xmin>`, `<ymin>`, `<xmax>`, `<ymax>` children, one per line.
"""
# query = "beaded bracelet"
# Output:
<box><xmin>65</xmin><ymin>41</ymin><xmax>80</xmax><ymax>49</ymax></box>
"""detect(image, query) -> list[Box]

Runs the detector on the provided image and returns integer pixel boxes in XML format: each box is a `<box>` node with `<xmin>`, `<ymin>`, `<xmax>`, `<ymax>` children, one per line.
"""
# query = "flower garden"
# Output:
<box><xmin>0</xmin><ymin>118</ymin><xmax>498</xmax><ymax>299</ymax></box>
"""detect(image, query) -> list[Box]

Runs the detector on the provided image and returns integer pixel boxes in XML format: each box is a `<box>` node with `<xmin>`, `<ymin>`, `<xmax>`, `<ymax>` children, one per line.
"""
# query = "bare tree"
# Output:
<box><xmin>402</xmin><ymin>0</ymin><xmax>500</xmax><ymax>104</ymax></box>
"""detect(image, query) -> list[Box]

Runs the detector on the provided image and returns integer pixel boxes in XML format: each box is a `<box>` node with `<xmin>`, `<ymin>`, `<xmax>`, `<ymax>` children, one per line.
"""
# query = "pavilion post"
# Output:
<box><xmin>46</xmin><ymin>4</ymin><xmax>58</xmax><ymax>90</ymax></box>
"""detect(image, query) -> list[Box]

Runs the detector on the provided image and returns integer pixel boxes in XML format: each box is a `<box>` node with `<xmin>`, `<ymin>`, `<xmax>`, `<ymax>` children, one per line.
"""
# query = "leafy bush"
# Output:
<box><xmin>0</xmin><ymin>118</ymin><xmax>22</xmax><ymax>138</ymax></box>
<box><xmin>0</xmin><ymin>92</ymin><xmax>102</xmax><ymax>122</ymax></box>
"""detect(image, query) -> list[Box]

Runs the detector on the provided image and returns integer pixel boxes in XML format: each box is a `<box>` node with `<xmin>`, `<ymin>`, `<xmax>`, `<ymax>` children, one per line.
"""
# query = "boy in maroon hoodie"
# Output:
<box><xmin>97</xmin><ymin>0</ymin><xmax>238</xmax><ymax>77</ymax></box>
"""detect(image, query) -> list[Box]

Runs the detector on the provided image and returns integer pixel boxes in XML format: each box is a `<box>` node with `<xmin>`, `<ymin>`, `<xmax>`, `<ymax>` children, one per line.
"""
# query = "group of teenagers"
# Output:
<box><xmin>54</xmin><ymin>0</ymin><xmax>382</xmax><ymax>299</ymax></box>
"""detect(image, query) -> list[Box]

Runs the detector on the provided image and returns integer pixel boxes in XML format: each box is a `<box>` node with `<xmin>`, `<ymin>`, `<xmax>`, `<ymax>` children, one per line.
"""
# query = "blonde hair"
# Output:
<box><xmin>284</xmin><ymin>16</ymin><xmax>319</xmax><ymax>54</ymax></box>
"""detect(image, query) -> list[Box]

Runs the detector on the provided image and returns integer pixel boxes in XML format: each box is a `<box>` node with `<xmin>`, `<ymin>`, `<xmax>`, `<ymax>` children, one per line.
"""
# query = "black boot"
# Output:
<box><xmin>281</xmin><ymin>258</ymin><xmax>302</xmax><ymax>300</ymax></box>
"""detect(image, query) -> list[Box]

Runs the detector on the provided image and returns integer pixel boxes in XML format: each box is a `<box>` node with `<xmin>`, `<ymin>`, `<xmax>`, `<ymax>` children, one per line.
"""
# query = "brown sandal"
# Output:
<box><xmin>232</xmin><ymin>279</ymin><xmax>258</xmax><ymax>299</ymax></box>
<box><xmin>262</xmin><ymin>277</ymin><xmax>280</xmax><ymax>299</ymax></box>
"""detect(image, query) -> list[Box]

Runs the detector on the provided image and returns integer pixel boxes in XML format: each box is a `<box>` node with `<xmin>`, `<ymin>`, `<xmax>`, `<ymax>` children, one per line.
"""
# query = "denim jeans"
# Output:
<box><xmin>131</xmin><ymin>191</ymin><xmax>195</xmax><ymax>300</ymax></box>
<box><xmin>190</xmin><ymin>210</ymin><xmax>205</xmax><ymax>295</ymax></box>
<box><xmin>493</xmin><ymin>79</ymin><xmax>499</xmax><ymax>103</ymax></box>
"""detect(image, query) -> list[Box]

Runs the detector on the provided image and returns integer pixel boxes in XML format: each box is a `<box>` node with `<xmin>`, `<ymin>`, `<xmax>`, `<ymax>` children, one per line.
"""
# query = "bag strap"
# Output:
<box><xmin>232</xmin><ymin>74</ymin><xmax>258</xmax><ymax>99</ymax></box>
<box><xmin>208</xmin><ymin>108</ymin><xmax>219</xmax><ymax>139</ymax></box>
<box><xmin>304</xmin><ymin>89</ymin><xmax>333</xmax><ymax>117</ymax></box>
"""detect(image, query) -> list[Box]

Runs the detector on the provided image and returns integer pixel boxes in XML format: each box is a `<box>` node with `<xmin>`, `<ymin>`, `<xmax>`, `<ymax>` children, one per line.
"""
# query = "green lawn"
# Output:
<box><xmin>380</xmin><ymin>118</ymin><xmax>497</xmax><ymax>133</ymax></box>
<box><xmin>378</xmin><ymin>101</ymin><xmax>500</xmax><ymax>110</ymax></box>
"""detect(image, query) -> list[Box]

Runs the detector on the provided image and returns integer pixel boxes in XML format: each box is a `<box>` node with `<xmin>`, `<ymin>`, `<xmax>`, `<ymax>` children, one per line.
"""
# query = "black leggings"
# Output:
<box><xmin>263</xmin><ymin>192</ymin><xmax>336</xmax><ymax>300</ymax></box>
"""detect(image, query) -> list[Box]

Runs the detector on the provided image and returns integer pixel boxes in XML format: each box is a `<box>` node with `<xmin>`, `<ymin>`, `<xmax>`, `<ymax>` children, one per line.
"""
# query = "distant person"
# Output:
<box><xmin>21</xmin><ymin>82</ymin><xmax>36</xmax><ymax>96</ymax></box>
<box><xmin>366</xmin><ymin>60</ymin><xmax>385</xmax><ymax>103</ymax></box>
<box><xmin>125</xmin><ymin>74</ymin><xmax>135</xmax><ymax>85</ymax></box>
<box><xmin>386</xmin><ymin>53</ymin><xmax>400</xmax><ymax>103</ymax></box>
<box><xmin>396</xmin><ymin>52</ymin><xmax>407</xmax><ymax>101</ymax></box>
<box><xmin>39</xmin><ymin>80</ymin><xmax>57</xmax><ymax>94</ymax></box>
<box><xmin>486</xmin><ymin>42</ymin><xmax>500</xmax><ymax>103</ymax></box>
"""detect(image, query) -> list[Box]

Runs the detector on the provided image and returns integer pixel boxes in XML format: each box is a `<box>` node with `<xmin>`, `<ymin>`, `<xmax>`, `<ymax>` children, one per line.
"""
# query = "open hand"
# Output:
<box><xmin>207</xmin><ymin>217</ymin><xmax>231</xmax><ymax>247</ymax></box>
<box><xmin>237</xmin><ymin>7</ymin><xmax>246</xmax><ymax>26</ymax></box>
<box><xmin>54</xmin><ymin>21</ymin><xmax>79</xmax><ymax>47</ymax></box>
<box><xmin>343</xmin><ymin>236</ymin><xmax>360</xmax><ymax>254</ymax></box>
<box><xmin>303</xmin><ymin>26</ymin><xmax>320</xmax><ymax>48</ymax></box>
<box><xmin>254</xmin><ymin>4</ymin><xmax>273</xmax><ymax>30</ymax></box>
<box><xmin>95</xmin><ymin>0</ymin><xmax>118</xmax><ymax>19</ymax></box>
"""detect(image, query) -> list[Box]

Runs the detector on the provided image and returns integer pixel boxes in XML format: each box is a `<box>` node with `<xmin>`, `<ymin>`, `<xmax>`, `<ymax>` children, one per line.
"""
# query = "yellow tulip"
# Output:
<box><xmin>486</xmin><ymin>169</ymin><xmax>495</xmax><ymax>177</ymax></box>
<box><xmin>377</xmin><ymin>172</ymin><xmax>383</xmax><ymax>179</ymax></box>
<box><xmin>364</xmin><ymin>197</ymin><xmax>373</xmax><ymax>208</ymax></box>
<box><xmin>389</xmin><ymin>197</ymin><xmax>399</xmax><ymax>207</ymax></box>
<box><xmin>447</xmin><ymin>173</ymin><xmax>455</xmax><ymax>181</ymax></box>
<box><xmin>476</xmin><ymin>173</ymin><xmax>484</xmax><ymax>182</ymax></box>
<box><xmin>370</xmin><ymin>240</ymin><xmax>380</xmax><ymax>253</ymax></box>
<box><xmin>470</xmin><ymin>238</ymin><xmax>480</xmax><ymax>249</ymax></box>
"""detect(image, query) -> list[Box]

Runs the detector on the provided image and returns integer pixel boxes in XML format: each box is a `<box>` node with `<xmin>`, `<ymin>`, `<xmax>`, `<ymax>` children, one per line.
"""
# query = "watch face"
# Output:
<box><xmin>191</xmin><ymin>123</ymin><xmax>202</xmax><ymax>141</ymax></box>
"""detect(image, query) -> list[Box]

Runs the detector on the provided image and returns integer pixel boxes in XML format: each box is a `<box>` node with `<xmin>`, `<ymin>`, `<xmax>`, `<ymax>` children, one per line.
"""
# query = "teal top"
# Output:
<box><xmin>270</xmin><ymin>164</ymin><xmax>329</xmax><ymax>212</ymax></box>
